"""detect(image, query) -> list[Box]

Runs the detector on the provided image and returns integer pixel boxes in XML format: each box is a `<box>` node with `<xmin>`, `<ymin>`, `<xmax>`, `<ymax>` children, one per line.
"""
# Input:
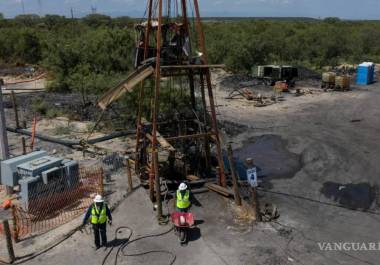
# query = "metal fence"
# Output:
<box><xmin>12</xmin><ymin>165</ymin><xmax>103</xmax><ymax>240</ymax></box>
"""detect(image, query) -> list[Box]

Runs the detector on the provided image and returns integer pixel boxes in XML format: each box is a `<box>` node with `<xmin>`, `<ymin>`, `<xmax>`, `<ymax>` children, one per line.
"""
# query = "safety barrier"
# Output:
<box><xmin>11</xmin><ymin>165</ymin><xmax>103</xmax><ymax>240</ymax></box>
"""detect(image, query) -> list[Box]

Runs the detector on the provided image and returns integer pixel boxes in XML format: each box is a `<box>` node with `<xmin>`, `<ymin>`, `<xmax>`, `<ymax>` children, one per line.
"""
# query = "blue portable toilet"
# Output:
<box><xmin>357</xmin><ymin>62</ymin><xmax>375</xmax><ymax>85</ymax></box>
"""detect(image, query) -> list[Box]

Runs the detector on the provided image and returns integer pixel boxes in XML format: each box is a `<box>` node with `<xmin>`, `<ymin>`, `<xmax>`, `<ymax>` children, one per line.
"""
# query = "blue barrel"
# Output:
<box><xmin>357</xmin><ymin>63</ymin><xmax>375</xmax><ymax>85</ymax></box>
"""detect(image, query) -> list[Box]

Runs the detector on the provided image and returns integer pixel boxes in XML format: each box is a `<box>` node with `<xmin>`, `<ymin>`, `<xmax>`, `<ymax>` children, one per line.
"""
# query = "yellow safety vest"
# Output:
<box><xmin>176</xmin><ymin>190</ymin><xmax>190</xmax><ymax>209</ymax></box>
<box><xmin>91</xmin><ymin>204</ymin><xmax>107</xmax><ymax>224</ymax></box>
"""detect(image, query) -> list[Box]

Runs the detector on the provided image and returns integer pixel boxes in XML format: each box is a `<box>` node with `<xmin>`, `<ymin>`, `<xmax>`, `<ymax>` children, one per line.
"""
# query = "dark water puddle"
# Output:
<box><xmin>226</xmin><ymin>135</ymin><xmax>302</xmax><ymax>185</ymax></box>
<box><xmin>320</xmin><ymin>182</ymin><xmax>377</xmax><ymax>210</ymax></box>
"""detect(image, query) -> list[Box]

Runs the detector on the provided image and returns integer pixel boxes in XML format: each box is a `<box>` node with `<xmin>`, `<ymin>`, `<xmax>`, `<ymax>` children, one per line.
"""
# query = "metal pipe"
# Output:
<box><xmin>6</xmin><ymin>126</ymin><xmax>135</xmax><ymax>147</ymax></box>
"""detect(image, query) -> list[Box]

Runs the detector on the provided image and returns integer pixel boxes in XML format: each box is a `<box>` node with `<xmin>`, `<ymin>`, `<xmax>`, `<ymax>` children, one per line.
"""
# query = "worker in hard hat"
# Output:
<box><xmin>82</xmin><ymin>194</ymin><xmax>113</xmax><ymax>250</ymax></box>
<box><xmin>176</xmin><ymin>182</ymin><xmax>192</xmax><ymax>213</ymax></box>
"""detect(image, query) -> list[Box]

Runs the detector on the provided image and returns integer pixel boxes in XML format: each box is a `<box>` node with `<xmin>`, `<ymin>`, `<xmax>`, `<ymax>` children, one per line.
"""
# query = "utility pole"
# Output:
<box><xmin>0</xmin><ymin>81</ymin><xmax>12</xmax><ymax>195</ymax></box>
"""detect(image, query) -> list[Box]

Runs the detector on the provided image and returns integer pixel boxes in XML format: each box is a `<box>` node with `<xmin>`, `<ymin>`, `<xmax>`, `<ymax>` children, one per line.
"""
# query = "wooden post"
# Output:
<box><xmin>21</xmin><ymin>137</ymin><xmax>26</xmax><ymax>155</ymax></box>
<box><xmin>149</xmin><ymin>172</ymin><xmax>155</xmax><ymax>202</ymax></box>
<box><xmin>30</xmin><ymin>116</ymin><xmax>37</xmax><ymax>152</ymax></box>
<box><xmin>245</xmin><ymin>158</ymin><xmax>261</xmax><ymax>222</ymax></box>
<box><xmin>99</xmin><ymin>167</ymin><xmax>104</xmax><ymax>196</ymax></box>
<box><xmin>11</xmin><ymin>206</ymin><xmax>19</xmax><ymax>243</ymax></box>
<box><xmin>216</xmin><ymin>166</ymin><xmax>221</xmax><ymax>185</ymax></box>
<box><xmin>252</xmin><ymin>187</ymin><xmax>261</xmax><ymax>222</ymax></box>
<box><xmin>3</xmin><ymin>220</ymin><xmax>16</xmax><ymax>263</ymax></box>
<box><xmin>10</xmin><ymin>90</ymin><xmax>20</xmax><ymax>129</ymax></box>
<box><xmin>227</xmin><ymin>144</ymin><xmax>242</xmax><ymax>206</ymax></box>
<box><xmin>153</xmin><ymin>151</ymin><xmax>162</xmax><ymax>220</ymax></box>
<box><xmin>126</xmin><ymin>156</ymin><xmax>133</xmax><ymax>192</ymax></box>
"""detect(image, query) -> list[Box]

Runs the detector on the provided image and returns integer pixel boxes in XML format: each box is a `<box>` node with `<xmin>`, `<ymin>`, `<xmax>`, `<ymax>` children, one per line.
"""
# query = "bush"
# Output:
<box><xmin>31</xmin><ymin>98</ymin><xmax>48</xmax><ymax>115</ymax></box>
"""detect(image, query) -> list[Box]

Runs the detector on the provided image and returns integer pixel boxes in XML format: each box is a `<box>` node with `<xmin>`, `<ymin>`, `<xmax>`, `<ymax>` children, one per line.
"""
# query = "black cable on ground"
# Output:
<box><xmin>101</xmin><ymin>226</ymin><xmax>175</xmax><ymax>265</ymax></box>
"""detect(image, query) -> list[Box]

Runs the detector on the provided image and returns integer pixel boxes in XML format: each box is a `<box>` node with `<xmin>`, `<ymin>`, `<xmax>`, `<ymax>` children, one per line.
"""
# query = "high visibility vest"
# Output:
<box><xmin>176</xmin><ymin>190</ymin><xmax>190</xmax><ymax>209</ymax></box>
<box><xmin>91</xmin><ymin>204</ymin><xmax>107</xmax><ymax>224</ymax></box>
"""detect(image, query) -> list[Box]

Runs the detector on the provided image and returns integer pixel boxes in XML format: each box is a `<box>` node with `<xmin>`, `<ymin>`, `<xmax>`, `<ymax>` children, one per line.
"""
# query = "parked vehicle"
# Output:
<box><xmin>252</xmin><ymin>65</ymin><xmax>298</xmax><ymax>87</ymax></box>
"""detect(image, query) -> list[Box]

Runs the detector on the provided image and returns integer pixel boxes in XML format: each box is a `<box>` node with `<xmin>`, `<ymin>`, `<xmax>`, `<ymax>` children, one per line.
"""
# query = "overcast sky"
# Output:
<box><xmin>1</xmin><ymin>0</ymin><xmax>380</xmax><ymax>19</ymax></box>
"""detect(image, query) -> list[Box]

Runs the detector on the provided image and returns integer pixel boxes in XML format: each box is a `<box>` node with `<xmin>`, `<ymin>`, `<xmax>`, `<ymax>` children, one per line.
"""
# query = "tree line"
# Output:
<box><xmin>1</xmin><ymin>14</ymin><xmax>380</xmax><ymax>94</ymax></box>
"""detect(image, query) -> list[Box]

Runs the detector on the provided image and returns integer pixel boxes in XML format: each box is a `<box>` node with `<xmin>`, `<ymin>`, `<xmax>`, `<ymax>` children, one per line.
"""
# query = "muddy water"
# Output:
<box><xmin>233</xmin><ymin>135</ymin><xmax>302</xmax><ymax>183</ymax></box>
<box><xmin>321</xmin><ymin>182</ymin><xmax>377</xmax><ymax>210</ymax></box>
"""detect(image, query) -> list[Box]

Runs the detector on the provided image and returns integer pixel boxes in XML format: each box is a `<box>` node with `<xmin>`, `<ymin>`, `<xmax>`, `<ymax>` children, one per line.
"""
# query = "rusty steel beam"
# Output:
<box><xmin>200</xmin><ymin>73</ymin><xmax>211</xmax><ymax>172</ymax></box>
<box><xmin>181</xmin><ymin>0</ymin><xmax>190</xmax><ymax>36</ymax></box>
<box><xmin>144</xmin><ymin>0</ymin><xmax>153</xmax><ymax>59</ymax></box>
<box><xmin>136</xmin><ymin>0</ymin><xmax>153</xmax><ymax>170</ymax></box>
<box><xmin>193</xmin><ymin>0</ymin><xmax>226</xmax><ymax>187</ymax></box>
<box><xmin>161</xmin><ymin>64</ymin><xmax>225</xmax><ymax>69</ymax></box>
<box><xmin>150</xmin><ymin>0</ymin><xmax>163</xmax><ymax>204</ymax></box>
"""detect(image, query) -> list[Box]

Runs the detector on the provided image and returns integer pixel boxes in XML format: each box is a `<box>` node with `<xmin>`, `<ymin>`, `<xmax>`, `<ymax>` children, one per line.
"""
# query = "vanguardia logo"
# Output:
<box><xmin>318</xmin><ymin>242</ymin><xmax>380</xmax><ymax>251</ymax></box>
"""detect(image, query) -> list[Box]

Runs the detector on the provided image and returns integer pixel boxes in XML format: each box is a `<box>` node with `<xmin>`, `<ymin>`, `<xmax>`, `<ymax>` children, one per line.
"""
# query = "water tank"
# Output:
<box><xmin>356</xmin><ymin>62</ymin><xmax>375</xmax><ymax>85</ymax></box>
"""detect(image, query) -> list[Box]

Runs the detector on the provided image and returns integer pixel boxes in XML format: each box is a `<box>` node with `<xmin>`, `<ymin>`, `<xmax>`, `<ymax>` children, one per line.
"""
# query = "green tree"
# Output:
<box><xmin>83</xmin><ymin>14</ymin><xmax>112</xmax><ymax>28</ymax></box>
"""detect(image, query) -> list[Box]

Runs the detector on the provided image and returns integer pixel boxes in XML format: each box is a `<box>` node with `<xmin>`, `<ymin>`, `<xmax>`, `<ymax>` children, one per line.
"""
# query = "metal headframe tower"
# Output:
<box><xmin>98</xmin><ymin>0</ymin><xmax>227</xmax><ymax>220</ymax></box>
<box><xmin>137</xmin><ymin>0</ymin><xmax>226</xmax><ymax>202</ymax></box>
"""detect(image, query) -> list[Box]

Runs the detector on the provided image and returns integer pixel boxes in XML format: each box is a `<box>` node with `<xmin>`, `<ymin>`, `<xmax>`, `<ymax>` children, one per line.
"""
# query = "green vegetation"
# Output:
<box><xmin>1</xmin><ymin>14</ymin><xmax>380</xmax><ymax>92</ymax></box>
<box><xmin>205</xmin><ymin>18</ymin><xmax>380</xmax><ymax>72</ymax></box>
<box><xmin>52</xmin><ymin>124</ymin><xmax>75</xmax><ymax>135</ymax></box>
<box><xmin>31</xmin><ymin>98</ymin><xmax>49</xmax><ymax>115</ymax></box>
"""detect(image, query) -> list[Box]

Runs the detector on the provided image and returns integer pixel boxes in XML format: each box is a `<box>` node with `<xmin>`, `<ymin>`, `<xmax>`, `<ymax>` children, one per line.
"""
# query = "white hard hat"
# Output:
<box><xmin>179</xmin><ymin>183</ymin><xmax>187</xmax><ymax>191</ymax></box>
<box><xmin>94</xmin><ymin>194</ymin><xmax>104</xmax><ymax>203</ymax></box>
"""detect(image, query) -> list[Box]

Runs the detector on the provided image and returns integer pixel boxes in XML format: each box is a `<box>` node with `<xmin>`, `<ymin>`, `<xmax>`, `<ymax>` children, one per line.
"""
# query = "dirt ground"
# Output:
<box><xmin>2</xmin><ymin>69</ymin><xmax>380</xmax><ymax>264</ymax></box>
<box><xmin>211</xmin><ymin>70</ymin><xmax>380</xmax><ymax>264</ymax></box>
